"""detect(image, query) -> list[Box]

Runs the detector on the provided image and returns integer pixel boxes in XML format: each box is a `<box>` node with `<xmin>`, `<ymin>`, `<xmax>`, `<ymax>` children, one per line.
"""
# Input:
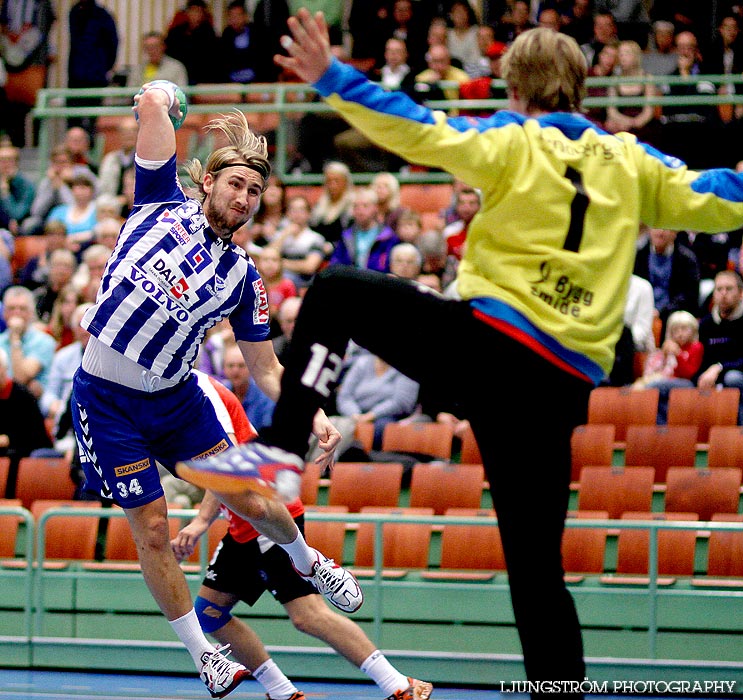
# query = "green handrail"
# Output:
<box><xmin>31</xmin><ymin>74</ymin><xmax>743</xmax><ymax>183</ymax></box>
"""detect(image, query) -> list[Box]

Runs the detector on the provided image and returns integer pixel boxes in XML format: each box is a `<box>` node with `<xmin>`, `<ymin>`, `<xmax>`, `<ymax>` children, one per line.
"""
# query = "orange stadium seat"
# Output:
<box><xmin>570</xmin><ymin>423</ymin><xmax>615</xmax><ymax>482</ymax></box>
<box><xmin>0</xmin><ymin>499</ymin><xmax>23</xmax><ymax>558</ymax></box>
<box><xmin>15</xmin><ymin>457</ymin><xmax>75</xmax><ymax>510</ymax></box>
<box><xmin>354</xmin><ymin>506</ymin><xmax>434</xmax><ymax>575</ymax></box>
<box><xmin>624</xmin><ymin>424</ymin><xmax>698</xmax><ymax>482</ymax></box>
<box><xmin>381</xmin><ymin>422</ymin><xmax>454</xmax><ymax>461</ymax></box>
<box><xmin>562</xmin><ymin>510</ymin><xmax>609</xmax><ymax>579</ymax></box>
<box><xmin>664</xmin><ymin>467</ymin><xmax>742</xmax><ymax>521</ymax></box>
<box><xmin>327</xmin><ymin>462</ymin><xmax>403</xmax><ymax>513</ymax></box>
<box><xmin>707</xmin><ymin>426</ymin><xmax>743</xmax><ymax>468</ymax></box>
<box><xmin>576</xmin><ymin>465</ymin><xmax>654</xmax><ymax>519</ymax></box>
<box><xmin>31</xmin><ymin>500</ymin><xmax>101</xmax><ymax>561</ymax></box>
<box><xmin>409</xmin><ymin>462</ymin><xmax>484</xmax><ymax>514</ymax></box>
<box><xmin>303</xmin><ymin>505</ymin><xmax>349</xmax><ymax>564</ymax></box>
<box><xmin>667</xmin><ymin>387</ymin><xmax>740</xmax><ymax>445</ymax></box>
<box><xmin>587</xmin><ymin>386</ymin><xmax>658</xmax><ymax>445</ymax></box>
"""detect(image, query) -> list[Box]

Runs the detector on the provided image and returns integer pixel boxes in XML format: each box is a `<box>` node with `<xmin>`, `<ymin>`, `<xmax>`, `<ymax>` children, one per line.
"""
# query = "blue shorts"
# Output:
<box><xmin>71</xmin><ymin>368</ymin><xmax>230</xmax><ymax>508</ymax></box>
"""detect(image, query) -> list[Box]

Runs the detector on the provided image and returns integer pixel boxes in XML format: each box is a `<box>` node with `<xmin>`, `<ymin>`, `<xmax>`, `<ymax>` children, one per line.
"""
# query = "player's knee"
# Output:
<box><xmin>194</xmin><ymin>595</ymin><xmax>234</xmax><ymax>634</ymax></box>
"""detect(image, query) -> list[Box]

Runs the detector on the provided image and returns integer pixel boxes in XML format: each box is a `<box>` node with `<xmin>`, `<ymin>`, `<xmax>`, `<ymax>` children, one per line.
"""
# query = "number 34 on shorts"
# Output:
<box><xmin>117</xmin><ymin>478</ymin><xmax>145</xmax><ymax>499</ymax></box>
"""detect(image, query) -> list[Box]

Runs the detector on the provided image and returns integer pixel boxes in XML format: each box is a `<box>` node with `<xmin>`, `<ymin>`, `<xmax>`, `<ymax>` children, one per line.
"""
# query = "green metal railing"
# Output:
<box><xmin>31</xmin><ymin>74</ymin><xmax>743</xmax><ymax>183</ymax></box>
<box><xmin>6</xmin><ymin>504</ymin><xmax>742</xmax><ymax>664</ymax></box>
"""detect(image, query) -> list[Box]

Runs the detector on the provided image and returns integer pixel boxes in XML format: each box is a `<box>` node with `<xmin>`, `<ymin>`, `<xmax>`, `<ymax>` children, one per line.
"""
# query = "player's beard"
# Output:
<box><xmin>205</xmin><ymin>198</ymin><xmax>250</xmax><ymax>242</ymax></box>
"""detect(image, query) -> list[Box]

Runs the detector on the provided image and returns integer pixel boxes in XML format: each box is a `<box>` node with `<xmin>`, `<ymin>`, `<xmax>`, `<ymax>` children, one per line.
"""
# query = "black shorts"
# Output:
<box><xmin>202</xmin><ymin>515</ymin><xmax>317</xmax><ymax>606</ymax></box>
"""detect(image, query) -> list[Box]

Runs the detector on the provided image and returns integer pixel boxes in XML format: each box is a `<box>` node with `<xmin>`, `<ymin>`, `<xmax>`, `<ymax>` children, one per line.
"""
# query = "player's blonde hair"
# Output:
<box><xmin>501</xmin><ymin>27</ymin><xmax>586</xmax><ymax>113</ymax></box>
<box><xmin>184</xmin><ymin>110</ymin><xmax>271</xmax><ymax>200</ymax></box>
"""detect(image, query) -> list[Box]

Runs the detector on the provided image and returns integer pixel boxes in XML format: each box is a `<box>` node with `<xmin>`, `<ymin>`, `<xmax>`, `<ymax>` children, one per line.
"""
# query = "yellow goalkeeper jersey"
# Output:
<box><xmin>314</xmin><ymin>59</ymin><xmax>743</xmax><ymax>383</ymax></box>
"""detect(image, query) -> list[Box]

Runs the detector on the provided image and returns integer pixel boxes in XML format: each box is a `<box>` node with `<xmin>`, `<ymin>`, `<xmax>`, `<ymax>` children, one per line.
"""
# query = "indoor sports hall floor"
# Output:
<box><xmin>0</xmin><ymin>670</ymin><xmax>733</xmax><ymax>700</ymax></box>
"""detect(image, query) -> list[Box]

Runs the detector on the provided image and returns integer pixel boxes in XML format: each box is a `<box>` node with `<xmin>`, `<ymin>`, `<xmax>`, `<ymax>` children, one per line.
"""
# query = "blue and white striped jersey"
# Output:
<box><xmin>81</xmin><ymin>155</ymin><xmax>270</xmax><ymax>382</ymax></box>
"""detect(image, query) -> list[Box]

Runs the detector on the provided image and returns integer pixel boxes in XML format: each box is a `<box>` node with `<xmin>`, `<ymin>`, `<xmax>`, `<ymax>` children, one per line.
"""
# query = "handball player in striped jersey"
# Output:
<box><xmin>70</xmin><ymin>80</ymin><xmax>360</xmax><ymax>698</ymax></box>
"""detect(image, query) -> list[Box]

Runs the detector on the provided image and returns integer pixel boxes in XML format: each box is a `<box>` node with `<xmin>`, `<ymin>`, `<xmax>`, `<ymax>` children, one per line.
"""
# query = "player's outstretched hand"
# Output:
<box><xmin>274</xmin><ymin>8</ymin><xmax>333</xmax><ymax>84</ymax></box>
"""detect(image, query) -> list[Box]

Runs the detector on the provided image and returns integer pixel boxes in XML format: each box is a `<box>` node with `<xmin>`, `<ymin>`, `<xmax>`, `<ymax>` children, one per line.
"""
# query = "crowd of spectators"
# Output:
<box><xmin>4</xmin><ymin>0</ymin><xmax>743</xmax><ymax>484</ymax></box>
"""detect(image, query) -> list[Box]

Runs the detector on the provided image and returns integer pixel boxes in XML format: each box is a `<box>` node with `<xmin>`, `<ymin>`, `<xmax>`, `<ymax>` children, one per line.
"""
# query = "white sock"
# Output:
<box><xmin>280</xmin><ymin>529</ymin><xmax>318</xmax><ymax>575</ymax></box>
<box><xmin>360</xmin><ymin>650</ymin><xmax>409</xmax><ymax>697</ymax></box>
<box><xmin>169</xmin><ymin>608</ymin><xmax>215</xmax><ymax>668</ymax></box>
<box><xmin>253</xmin><ymin>658</ymin><xmax>299</xmax><ymax>699</ymax></box>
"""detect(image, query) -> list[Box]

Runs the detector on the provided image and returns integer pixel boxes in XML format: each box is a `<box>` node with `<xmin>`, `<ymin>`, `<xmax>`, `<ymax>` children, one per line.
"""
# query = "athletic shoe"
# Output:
<box><xmin>266</xmin><ymin>693</ymin><xmax>305</xmax><ymax>700</ymax></box>
<box><xmin>385</xmin><ymin>678</ymin><xmax>434</xmax><ymax>700</ymax></box>
<box><xmin>200</xmin><ymin>644</ymin><xmax>250</xmax><ymax>698</ymax></box>
<box><xmin>177</xmin><ymin>442</ymin><xmax>304</xmax><ymax>500</ymax></box>
<box><xmin>296</xmin><ymin>549</ymin><xmax>364</xmax><ymax>613</ymax></box>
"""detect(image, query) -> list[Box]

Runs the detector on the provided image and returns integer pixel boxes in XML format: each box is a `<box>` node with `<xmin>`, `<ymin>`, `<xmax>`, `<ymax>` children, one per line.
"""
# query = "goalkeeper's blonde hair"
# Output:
<box><xmin>184</xmin><ymin>110</ymin><xmax>271</xmax><ymax>200</ymax></box>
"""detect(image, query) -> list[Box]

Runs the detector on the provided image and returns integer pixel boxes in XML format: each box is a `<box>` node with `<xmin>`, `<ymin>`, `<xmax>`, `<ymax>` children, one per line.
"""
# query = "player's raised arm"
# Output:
<box><xmin>274</xmin><ymin>8</ymin><xmax>333</xmax><ymax>84</ymax></box>
<box><xmin>132</xmin><ymin>82</ymin><xmax>179</xmax><ymax>161</ymax></box>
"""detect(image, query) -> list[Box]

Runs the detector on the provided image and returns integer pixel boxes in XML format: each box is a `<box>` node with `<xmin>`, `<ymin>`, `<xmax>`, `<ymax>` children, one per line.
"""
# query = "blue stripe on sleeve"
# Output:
<box><xmin>691</xmin><ymin>168</ymin><xmax>743</xmax><ymax>202</ymax></box>
<box><xmin>314</xmin><ymin>58</ymin><xmax>436</xmax><ymax>125</ymax></box>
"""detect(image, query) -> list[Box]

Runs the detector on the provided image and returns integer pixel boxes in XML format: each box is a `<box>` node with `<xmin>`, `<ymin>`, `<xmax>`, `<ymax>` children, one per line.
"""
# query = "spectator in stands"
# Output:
<box><xmin>0</xmin><ymin>0</ymin><xmax>55</xmax><ymax>147</ymax></box>
<box><xmin>97</xmin><ymin>117</ymin><xmax>137</xmax><ymax>199</ymax></box>
<box><xmin>220</xmin><ymin>0</ymin><xmax>261</xmax><ymax>84</ymax></box>
<box><xmin>165</xmin><ymin>0</ymin><xmax>222</xmax><ymax>85</ymax></box>
<box><xmin>538</xmin><ymin>7</ymin><xmax>562</xmax><ymax>32</ymax></box>
<box><xmin>15</xmin><ymin>220</ymin><xmax>69</xmax><ymax>291</ymax></box>
<box><xmin>67</xmin><ymin>0</ymin><xmax>118</xmax><ymax>136</ymax></box>
<box><xmin>447</xmin><ymin>1</ymin><xmax>481</xmax><ymax>75</ymax></box>
<box><xmin>271</xmin><ymin>295</ymin><xmax>301</xmax><ymax>366</ymax></box>
<box><xmin>71</xmin><ymin>243</ymin><xmax>109</xmax><ymax>303</ymax></box>
<box><xmin>585</xmin><ymin>40</ymin><xmax>619</xmax><ymax>127</ymax></box>
<box><xmin>389</xmin><ymin>241</ymin><xmax>423</xmax><ymax>280</ymax></box>
<box><xmin>581</xmin><ymin>11</ymin><xmax>619</xmax><ymax>67</ymax></box>
<box><xmin>465</xmin><ymin>23</ymin><xmax>498</xmax><ymax>78</ymax></box>
<box><xmin>634</xmin><ymin>227</ymin><xmax>700</xmax><ymax>330</ymax></box>
<box><xmin>39</xmin><ymin>301</ymin><xmax>91</xmax><ymax>438</ymax></box>
<box><xmin>0</xmin><ymin>346</ymin><xmax>52</xmax><ymax>460</ymax></box>
<box><xmin>656</xmin><ymin>31</ymin><xmax>722</xmax><ymax>169</ymax></box>
<box><xmin>91</xmin><ymin>216</ymin><xmax>121</xmax><ymax>252</ymax></box>
<box><xmin>0</xmin><ymin>141</ymin><xmax>34</xmax><ymax>235</ymax></box>
<box><xmin>370</xmin><ymin>36</ymin><xmax>411</xmax><ymax>89</ymax></box>
<box><xmin>336</xmin><ymin>351</ymin><xmax>419</xmax><ymax>450</ymax></box>
<box><xmin>21</xmin><ymin>144</ymin><xmax>97</xmax><ymax>236</ymax></box>
<box><xmin>604</xmin><ymin>40</ymin><xmax>659</xmax><ymax>143</ymax></box>
<box><xmin>414</xmin><ymin>43</ymin><xmax>470</xmax><ymax>104</ymax></box>
<box><xmin>562</xmin><ymin>0</ymin><xmax>594</xmax><ymax>45</ymax></box>
<box><xmin>395</xmin><ymin>208</ymin><xmax>423</xmax><ymax>244</ymax></box>
<box><xmin>44</xmin><ymin>283</ymin><xmax>85</xmax><ymax>350</ymax></box>
<box><xmin>596</xmin><ymin>0</ymin><xmax>650</xmax><ymax>46</ymax></box>
<box><xmin>416</xmin><ymin>228</ymin><xmax>458</xmax><ymax>289</ymax></box>
<box><xmin>371</xmin><ymin>172</ymin><xmax>405</xmax><ymax>232</ymax></box>
<box><xmin>269</xmin><ymin>195</ymin><xmax>328</xmax><ymax>289</ymax></box>
<box><xmin>0</xmin><ymin>285</ymin><xmax>55</xmax><ymax>397</ymax></box>
<box><xmin>309</xmin><ymin>161</ymin><xmax>354</xmax><ymax>246</ymax></box>
<box><xmin>496</xmin><ymin>0</ymin><xmax>535</xmax><ymax>44</ymax></box>
<box><xmin>64</xmin><ymin>126</ymin><xmax>97</xmax><ymax>173</ymax></box>
<box><xmin>222</xmin><ymin>341</ymin><xmax>275</xmax><ymax>432</ymax></box>
<box><xmin>460</xmin><ymin>40</ymin><xmax>508</xmax><ymax>111</ymax></box>
<box><xmin>383</xmin><ymin>0</ymin><xmax>429</xmax><ymax>74</ymax></box>
<box><xmin>642</xmin><ymin>20</ymin><xmax>678</xmax><ymax>76</ymax></box>
<box><xmin>127</xmin><ymin>31</ymin><xmax>188</xmax><ymax>89</ymax></box>
<box><xmin>45</xmin><ymin>172</ymin><xmax>97</xmax><ymax>254</ymax></box>
<box><xmin>695</xmin><ymin>270</ymin><xmax>743</xmax><ymax>422</ymax></box>
<box><xmin>33</xmin><ymin>248</ymin><xmax>77</xmax><ymax>324</ymax></box>
<box><xmin>247</xmin><ymin>175</ymin><xmax>287</xmax><ymax>247</ymax></box>
<box><xmin>443</xmin><ymin>186</ymin><xmax>481</xmax><ymax>260</ymax></box>
<box><xmin>635</xmin><ymin>311</ymin><xmax>703</xmax><ymax>424</ymax></box>
<box><xmin>329</xmin><ymin>188</ymin><xmax>400</xmax><ymax>273</ymax></box>
<box><xmin>256</xmin><ymin>246</ymin><xmax>297</xmax><ymax>336</ymax></box>
<box><xmin>704</xmin><ymin>15</ymin><xmax>743</xmax><ymax>122</ymax></box>
<box><xmin>0</xmin><ymin>228</ymin><xmax>12</xmax><ymax>296</ymax></box>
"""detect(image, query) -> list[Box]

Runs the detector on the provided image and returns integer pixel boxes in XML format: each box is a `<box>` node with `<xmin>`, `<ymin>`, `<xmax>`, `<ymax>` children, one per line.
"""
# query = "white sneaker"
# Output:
<box><xmin>200</xmin><ymin>644</ymin><xmax>250</xmax><ymax>698</ymax></box>
<box><xmin>297</xmin><ymin>549</ymin><xmax>364</xmax><ymax>613</ymax></box>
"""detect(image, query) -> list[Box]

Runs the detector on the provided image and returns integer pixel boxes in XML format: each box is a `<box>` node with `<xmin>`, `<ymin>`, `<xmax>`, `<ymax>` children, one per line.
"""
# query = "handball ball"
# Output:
<box><xmin>137</xmin><ymin>80</ymin><xmax>188</xmax><ymax>130</ymax></box>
